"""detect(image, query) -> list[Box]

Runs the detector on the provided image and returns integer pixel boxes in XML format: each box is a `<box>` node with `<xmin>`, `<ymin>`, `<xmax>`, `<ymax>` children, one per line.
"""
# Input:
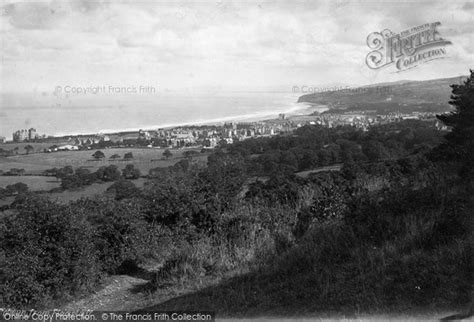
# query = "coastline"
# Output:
<box><xmin>47</xmin><ymin>101</ymin><xmax>320</xmax><ymax>138</ymax></box>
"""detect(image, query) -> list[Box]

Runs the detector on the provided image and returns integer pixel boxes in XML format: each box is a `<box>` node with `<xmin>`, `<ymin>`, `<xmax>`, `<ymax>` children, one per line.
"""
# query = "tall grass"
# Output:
<box><xmin>151</xmin><ymin>181</ymin><xmax>471</xmax><ymax>314</ymax></box>
<box><xmin>151</xmin><ymin>203</ymin><xmax>296</xmax><ymax>288</ymax></box>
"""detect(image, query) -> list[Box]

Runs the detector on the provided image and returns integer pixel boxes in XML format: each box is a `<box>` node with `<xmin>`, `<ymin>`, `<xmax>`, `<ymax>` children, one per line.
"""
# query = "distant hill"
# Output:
<box><xmin>297</xmin><ymin>75</ymin><xmax>467</xmax><ymax>115</ymax></box>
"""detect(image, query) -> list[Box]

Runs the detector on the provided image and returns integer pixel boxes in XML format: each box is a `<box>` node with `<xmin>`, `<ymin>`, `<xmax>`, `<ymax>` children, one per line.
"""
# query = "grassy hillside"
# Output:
<box><xmin>139</xmin><ymin>183</ymin><xmax>471</xmax><ymax>317</ymax></box>
<box><xmin>297</xmin><ymin>76</ymin><xmax>466</xmax><ymax>114</ymax></box>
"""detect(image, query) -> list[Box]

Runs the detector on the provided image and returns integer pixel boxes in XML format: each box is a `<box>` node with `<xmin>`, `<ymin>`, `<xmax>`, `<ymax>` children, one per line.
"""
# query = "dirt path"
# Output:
<box><xmin>62</xmin><ymin>272</ymin><xmax>470</xmax><ymax>320</ymax></box>
<box><xmin>61</xmin><ymin>261</ymin><xmax>211</xmax><ymax>313</ymax></box>
<box><xmin>62</xmin><ymin>275</ymin><xmax>151</xmax><ymax>311</ymax></box>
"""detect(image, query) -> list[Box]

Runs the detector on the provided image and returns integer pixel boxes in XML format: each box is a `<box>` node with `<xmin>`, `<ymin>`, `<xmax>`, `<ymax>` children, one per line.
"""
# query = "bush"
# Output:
<box><xmin>5</xmin><ymin>182</ymin><xmax>29</xmax><ymax>196</ymax></box>
<box><xmin>344</xmin><ymin>183</ymin><xmax>469</xmax><ymax>246</ymax></box>
<box><xmin>122</xmin><ymin>164</ymin><xmax>141</xmax><ymax>179</ymax></box>
<box><xmin>92</xmin><ymin>150</ymin><xmax>105</xmax><ymax>160</ymax></box>
<box><xmin>0</xmin><ymin>196</ymin><xmax>166</xmax><ymax>308</ymax></box>
<box><xmin>0</xmin><ymin>196</ymin><xmax>101</xmax><ymax>307</ymax></box>
<box><xmin>96</xmin><ymin>165</ymin><xmax>121</xmax><ymax>182</ymax></box>
<box><xmin>83</xmin><ymin>199</ymin><xmax>149</xmax><ymax>273</ymax></box>
<box><xmin>233</xmin><ymin>219</ymin><xmax>471</xmax><ymax>312</ymax></box>
<box><xmin>107</xmin><ymin>180</ymin><xmax>141</xmax><ymax>200</ymax></box>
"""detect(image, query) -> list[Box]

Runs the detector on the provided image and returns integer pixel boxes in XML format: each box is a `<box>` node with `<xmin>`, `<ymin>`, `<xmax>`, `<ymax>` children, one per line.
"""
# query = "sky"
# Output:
<box><xmin>0</xmin><ymin>0</ymin><xmax>473</xmax><ymax>119</ymax></box>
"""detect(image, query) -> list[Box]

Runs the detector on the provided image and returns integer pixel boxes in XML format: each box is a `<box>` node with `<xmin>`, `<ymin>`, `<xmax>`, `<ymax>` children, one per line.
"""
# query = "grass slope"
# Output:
<box><xmin>297</xmin><ymin>75</ymin><xmax>467</xmax><ymax>113</ymax></box>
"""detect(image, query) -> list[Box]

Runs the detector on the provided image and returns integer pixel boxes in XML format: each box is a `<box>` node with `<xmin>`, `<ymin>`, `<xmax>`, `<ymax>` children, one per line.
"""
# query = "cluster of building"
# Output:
<box><xmin>12</xmin><ymin>128</ymin><xmax>45</xmax><ymax>142</ymax></box>
<box><xmin>307</xmin><ymin>112</ymin><xmax>441</xmax><ymax>131</ymax></box>
<box><xmin>4</xmin><ymin>111</ymin><xmax>447</xmax><ymax>152</ymax></box>
<box><xmin>139</xmin><ymin>119</ymin><xmax>295</xmax><ymax>148</ymax></box>
<box><xmin>19</xmin><ymin>119</ymin><xmax>296</xmax><ymax>152</ymax></box>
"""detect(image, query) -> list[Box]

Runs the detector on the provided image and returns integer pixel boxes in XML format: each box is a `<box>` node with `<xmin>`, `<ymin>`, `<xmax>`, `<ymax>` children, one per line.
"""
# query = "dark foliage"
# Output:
<box><xmin>433</xmin><ymin>70</ymin><xmax>474</xmax><ymax>180</ymax></box>
<box><xmin>122</xmin><ymin>164</ymin><xmax>141</xmax><ymax>179</ymax></box>
<box><xmin>107</xmin><ymin>180</ymin><xmax>141</xmax><ymax>200</ymax></box>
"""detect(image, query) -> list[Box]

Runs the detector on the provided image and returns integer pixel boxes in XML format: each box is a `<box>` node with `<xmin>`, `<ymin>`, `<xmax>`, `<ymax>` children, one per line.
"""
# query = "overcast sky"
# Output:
<box><xmin>0</xmin><ymin>0</ymin><xmax>473</xmax><ymax>97</ymax></box>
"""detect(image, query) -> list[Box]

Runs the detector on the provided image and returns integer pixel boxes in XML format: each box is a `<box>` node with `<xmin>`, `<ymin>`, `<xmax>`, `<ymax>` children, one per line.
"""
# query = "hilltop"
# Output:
<box><xmin>297</xmin><ymin>75</ymin><xmax>467</xmax><ymax>114</ymax></box>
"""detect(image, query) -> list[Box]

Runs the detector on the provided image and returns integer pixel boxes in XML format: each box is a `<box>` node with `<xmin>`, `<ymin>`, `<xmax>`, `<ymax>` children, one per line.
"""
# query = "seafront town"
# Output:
<box><xmin>1</xmin><ymin>109</ymin><xmax>445</xmax><ymax>153</ymax></box>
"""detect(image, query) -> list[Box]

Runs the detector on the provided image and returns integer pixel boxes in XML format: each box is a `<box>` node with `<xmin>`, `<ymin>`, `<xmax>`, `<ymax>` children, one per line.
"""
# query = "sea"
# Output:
<box><xmin>0</xmin><ymin>91</ymin><xmax>325</xmax><ymax>138</ymax></box>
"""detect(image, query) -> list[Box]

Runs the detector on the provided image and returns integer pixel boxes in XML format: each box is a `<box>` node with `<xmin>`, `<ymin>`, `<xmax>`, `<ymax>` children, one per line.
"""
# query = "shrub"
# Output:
<box><xmin>122</xmin><ymin>164</ymin><xmax>141</xmax><ymax>179</ymax></box>
<box><xmin>60</xmin><ymin>174</ymin><xmax>82</xmax><ymax>190</ymax></box>
<box><xmin>5</xmin><ymin>182</ymin><xmax>29</xmax><ymax>196</ymax></box>
<box><xmin>95</xmin><ymin>165</ymin><xmax>121</xmax><ymax>182</ymax></box>
<box><xmin>107</xmin><ymin>180</ymin><xmax>141</xmax><ymax>200</ymax></box>
<box><xmin>0</xmin><ymin>196</ymin><xmax>101</xmax><ymax>308</ymax></box>
<box><xmin>92</xmin><ymin>150</ymin><xmax>105</xmax><ymax>160</ymax></box>
<box><xmin>83</xmin><ymin>199</ymin><xmax>149</xmax><ymax>273</ymax></box>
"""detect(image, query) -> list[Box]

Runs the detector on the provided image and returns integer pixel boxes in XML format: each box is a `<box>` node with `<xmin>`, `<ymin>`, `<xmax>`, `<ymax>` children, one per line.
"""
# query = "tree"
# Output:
<box><xmin>107</xmin><ymin>179</ymin><xmax>141</xmax><ymax>200</ymax></box>
<box><xmin>363</xmin><ymin>140</ymin><xmax>389</xmax><ymax>162</ymax></box>
<box><xmin>172</xmin><ymin>159</ymin><xmax>190</xmax><ymax>172</ymax></box>
<box><xmin>183</xmin><ymin>150</ymin><xmax>198</xmax><ymax>160</ymax></box>
<box><xmin>92</xmin><ymin>150</ymin><xmax>105</xmax><ymax>160</ymax></box>
<box><xmin>124</xmin><ymin>152</ymin><xmax>134</xmax><ymax>160</ymax></box>
<box><xmin>110</xmin><ymin>154</ymin><xmax>121</xmax><ymax>160</ymax></box>
<box><xmin>163</xmin><ymin>149</ymin><xmax>173</xmax><ymax>159</ymax></box>
<box><xmin>75</xmin><ymin>167</ymin><xmax>96</xmax><ymax>185</ymax></box>
<box><xmin>0</xmin><ymin>187</ymin><xmax>6</xmax><ymax>199</ymax></box>
<box><xmin>317</xmin><ymin>149</ymin><xmax>331</xmax><ymax>166</ymax></box>
<box><xmin>6</xmin><ymin>168</ymin><xmax>25</xmax><ymax>176</ymax></box>
<box><xmin>24</xmin><ymin>145</ymin><xmax>34</xmax><ymax>155</ymax></box>
<box><xmin>143</xmin><ymin>179</ymin><xmax>193</xmax><ymax>226</ymax></box>
<box><xmin>55</xmin><ymin>166</ymin><xmax>74</xmax><ymax>179</ymax></box>
<box><xmin>337</xmin><ymin>139</ymin><xmax>365</xmax><ymax>163</ymax></box>
<box><xmin>435</xmin><ymin>70</ymin><xmax>474</xmax><ymax>168</ymax></box>
<box><xmin>96</xmin><ymin>165</ymin><xmax>121</xmax><ymax>182</ymax></box>
<box><xmin>203</xmin><ymin>152</ymin><xmax>247</xmax><ymax>207</ymax></box>
<box><xmin>5</xmin><ymin>182</ymin><xmax>28</xmax><ymax>195</ymax></box>
<box><xmin>280</xmin><ymin>151</ymin><xmax>298</xmax><ymax>170</ymax></box>
<box><xmin>122</xmin><ymin>164</ymin><xmax>141</xmax><ymax>179</ymax></box>
<box><xmin>61</xmin><ymin>174</ymin><xmax>82</xmax><ymax>190</ymax></box>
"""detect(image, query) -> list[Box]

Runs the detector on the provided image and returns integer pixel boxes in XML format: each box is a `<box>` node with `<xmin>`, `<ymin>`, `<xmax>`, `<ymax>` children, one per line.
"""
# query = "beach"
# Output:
<box><xmin>0</xmin><ymin>91</ymin><xmax>315</xmax><ymax>138</ymax></box>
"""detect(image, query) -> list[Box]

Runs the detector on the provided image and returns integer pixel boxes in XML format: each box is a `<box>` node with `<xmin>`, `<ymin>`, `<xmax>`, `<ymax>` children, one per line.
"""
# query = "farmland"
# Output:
<box><xmin>0</xmin><ymin>175</ymin><xmax>61</xmax><ymax>191</ymax></box>
<box><xmin>0</xmin><ymin>147</ymin><xmax>207</xmax><ymax>204</ymax></box>
<box><xmin>46</xmin><ymin>177</ymin><xmax>147</xmax><ymax>203</ymax></box>
<box><xmin>0</xmin><ymin>142</ymin><xmax>68</xmax><ymax>155</ymax></box>
<box><xmin>0</xmin><ymin>177</ymin><xmax>147</xmax><ymax>206</ymax></box>
<box><xmin>0</xmin><ymin>147</ymin><xmax>208</xmax><ymax>175</ymax></box>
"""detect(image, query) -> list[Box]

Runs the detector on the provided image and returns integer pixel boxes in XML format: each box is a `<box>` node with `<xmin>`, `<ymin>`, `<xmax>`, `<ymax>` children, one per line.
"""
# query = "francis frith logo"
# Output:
<box><xmin>366</xmin><ymin>22</ymin><xmax>452</xmax><ymax>71</ymax></box>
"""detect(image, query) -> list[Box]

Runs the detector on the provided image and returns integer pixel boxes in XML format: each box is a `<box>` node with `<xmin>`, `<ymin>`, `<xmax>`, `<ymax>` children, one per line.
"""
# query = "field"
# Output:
<box><xmin>0</xmin><ymin>178</ymin><xmax>148</xmax><ymax>207</ymax></box>
<box><xmin>0</xmin><ymin>142</ymin><xmax>69</xmax><ymax>155</ymax></box>
<box><xmin>0</xmin><ymin>147</ymin><xmax>208</xmax><ymax>175</ymax></box>
<box><xmin>46</xmin><ymin>178</ymin><xmax>147</xmax><ymax>203</ymax></box>
<box><xmin>0</xmin><ymin>175</ymin><xmax>61</xmax><ymax>191</ymax></box>
<box><xmin>0</xmin><ymin>147</ymin><xmax>207</xmax><ymax>204</ymax></box>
